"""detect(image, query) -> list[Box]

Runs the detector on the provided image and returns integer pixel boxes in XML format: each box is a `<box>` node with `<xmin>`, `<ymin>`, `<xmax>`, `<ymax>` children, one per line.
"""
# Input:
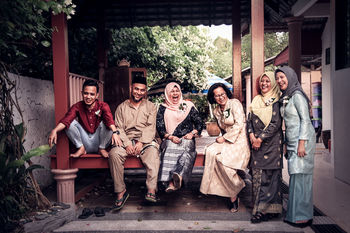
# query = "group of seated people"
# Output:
<box><xmin>48</xmin><ymin>66</ymin><xmax>315</xmax><ymax>228</ymax></box>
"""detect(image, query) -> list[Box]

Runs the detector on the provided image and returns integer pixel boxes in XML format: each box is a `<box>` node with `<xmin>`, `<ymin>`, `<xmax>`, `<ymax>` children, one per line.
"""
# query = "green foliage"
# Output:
<box><xmin>109</xmin><ymin>26</ymin><xmax>214</xmax><ymax>91</ymax></box>
<box><xmin>242</xmin><ymin>32</ymin><xmax>289</xmax><ymax>69</ymax></box>
<box><xmin>0</xmin><ymin>0</ymin><xmax>76</xmax><ymax>78</ymax></box>
<box><xmin>186</xmin><ymin>94</ymin><xmax>210</xmax><ymax>123</ymax></box>
<box><xmin>0</xmin><ymin>65</ymin><xmax>51</xmax><ymax>232</ymax></box>
<box><xmin>68</xmin><ymin>28</ymin><xmax>98</xmax><ymax>78</ymax></box>
<box><xmin>209</xmin><ymin>37</ymin><xmax>232</xmax><ymax>78</ymax></box>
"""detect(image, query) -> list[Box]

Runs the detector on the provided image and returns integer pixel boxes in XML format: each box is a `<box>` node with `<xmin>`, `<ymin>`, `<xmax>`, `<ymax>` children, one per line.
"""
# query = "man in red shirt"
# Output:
<box><xmin>48</xmin><ymin>79</ymin><xmax>122</xmax><ymax>157</ymax></box>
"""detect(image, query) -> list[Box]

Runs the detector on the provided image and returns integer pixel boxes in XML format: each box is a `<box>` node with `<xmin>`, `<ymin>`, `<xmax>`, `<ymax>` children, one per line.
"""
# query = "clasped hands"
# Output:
<box><xmin>126</xmin><ymin>141</ymin><xmax>143</xmax><ymax>156</ymax></box>
<box><xmin>168</xmin><ymin>132</ymin><xmax>194</xmax><ymax>144</ymax></box>
<box><xmin>249</xmin><ymin>133</ymin><xmax>262</xmax><ymax>150</ymax></box>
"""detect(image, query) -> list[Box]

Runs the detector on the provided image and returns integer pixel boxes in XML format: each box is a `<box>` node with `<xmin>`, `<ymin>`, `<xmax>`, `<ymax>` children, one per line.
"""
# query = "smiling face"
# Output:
<box><xmin>275</xmin><ymin>71</ymin><xmax>289</xmax><ymax>91</ymax></box>
<box><xmin>82</xmin><ymin>85</ymin><xmax>99</xmax><ymax>106</ymax></box>
<box><xmin>213</xmin><ymin>87</ymin><xmax>228</xmax><ymax>107</ymax></box>
<box><xmin>260</xmin><ymin>75</ymin><xmax>272</xmax><ymax>95</ymax></box>
<box><xmin>169</xmin><ymin>86</ymin><xmax>181</xmax><ymax>104</ymax></box>
<box><xmin>131</xmin><ymin>83</ymin><xmax>147</xmax><ymax>103</ymax></box>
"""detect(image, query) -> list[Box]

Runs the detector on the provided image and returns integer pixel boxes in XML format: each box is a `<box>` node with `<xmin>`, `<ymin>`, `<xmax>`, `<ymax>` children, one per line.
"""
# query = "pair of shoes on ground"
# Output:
<box><xmin>229</xmin><ymin>198</ymin><xmax>239</xmax><ymax>213</ymax></box>
<box><xmin>78</xmin><ymin>207</ymin><xmax>105</xmax><ymax>219</ymax></box>
<box><xmin>284</xmin><ymin>219</ymin><xmax>313</xmax><ymax>228</ymax></box>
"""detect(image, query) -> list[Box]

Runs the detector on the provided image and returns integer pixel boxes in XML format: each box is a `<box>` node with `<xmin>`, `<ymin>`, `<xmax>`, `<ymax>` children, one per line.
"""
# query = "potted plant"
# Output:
<box><xmin>205</xmin><ymin>116</ymin><xmax>221</xmax><ymax>137</ymax></box>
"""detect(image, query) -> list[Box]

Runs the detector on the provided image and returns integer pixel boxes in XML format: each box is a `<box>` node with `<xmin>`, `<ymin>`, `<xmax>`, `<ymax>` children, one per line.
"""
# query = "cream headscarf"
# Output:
<box><xmin>249</xmin><ymin>71</ymin><xmax>280</xmax><ymax>129</ymax></box>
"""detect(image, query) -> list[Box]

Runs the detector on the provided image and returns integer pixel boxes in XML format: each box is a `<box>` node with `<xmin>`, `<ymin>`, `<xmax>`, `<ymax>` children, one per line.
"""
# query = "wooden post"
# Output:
<box><xmin>232</xmin><ymin>0</ymin><xmax>242</xmax><ymax>101</ymax></box>
<box><xmin>245</xmin><ymin>74</ymin><xmax>251</xmax><ymax>115</ymax></box>
<box><xmin>251</xmin><ymin>0</ymin><xmax>264</xmax><ymax>99</ymax></box>
<box><xmin>97</xmin><ymin>5</ymin><xmax>108</xmax><ymax>82</ymax></box>
<box><xmin>286</xmin><ymin>16</ymin><xmax>303</xmax><ymax>83</ymax></box>
<box><xmin>51</xmin><ymin>13</ymin><xmax>70</xmax><ymax>170</ymax></box>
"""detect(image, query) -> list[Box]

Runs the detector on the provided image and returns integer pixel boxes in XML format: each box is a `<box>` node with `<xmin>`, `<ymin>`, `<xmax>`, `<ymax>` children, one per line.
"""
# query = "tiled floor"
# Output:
<box><xmin>283</xmin><ymin>143</ymin><xmax>350</xmax><ymax>232</ymax></box>
<box><xmin>63</xmin><ymin>136</ymin><xmax>350</xmax><ymax>232</ymax></box>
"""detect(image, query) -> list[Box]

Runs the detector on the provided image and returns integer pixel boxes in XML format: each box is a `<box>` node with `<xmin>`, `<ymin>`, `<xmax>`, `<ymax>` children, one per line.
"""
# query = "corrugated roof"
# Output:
<box><xmin>69</xmin><ymin>0</ymin><xmax>327</xmax><ymax>32</ymax></box>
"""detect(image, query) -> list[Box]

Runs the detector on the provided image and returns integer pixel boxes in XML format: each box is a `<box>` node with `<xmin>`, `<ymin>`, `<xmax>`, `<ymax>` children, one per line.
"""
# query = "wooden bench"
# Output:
<box><xmin>50</xmin><ymin>135</ymin><xmax>216</xmax><ymax>170</ymax></box>
<box><xmin>50</xmin><ymin>152</ymin><xmax>204</xmax><ymax>169</ymax></box>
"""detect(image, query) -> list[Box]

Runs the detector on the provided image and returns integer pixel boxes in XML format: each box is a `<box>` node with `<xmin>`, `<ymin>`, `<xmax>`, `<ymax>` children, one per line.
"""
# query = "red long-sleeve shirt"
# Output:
<box><xmin>59</xmin><ymin>100</ymin><xmax>114</xmax><ymax>134</ymax></box>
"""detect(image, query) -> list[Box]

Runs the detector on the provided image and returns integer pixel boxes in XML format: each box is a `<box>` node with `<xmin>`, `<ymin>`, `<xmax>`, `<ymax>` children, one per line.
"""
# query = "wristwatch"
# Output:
<box><xmin>191</xmin><ymin>130</ymin><xmax>197</xmax><ymax>135</ymax></box>
<box><xmin>113</xmin><ymin>130</ymin><xmax>120</xmax><ymax>135</ymax></box>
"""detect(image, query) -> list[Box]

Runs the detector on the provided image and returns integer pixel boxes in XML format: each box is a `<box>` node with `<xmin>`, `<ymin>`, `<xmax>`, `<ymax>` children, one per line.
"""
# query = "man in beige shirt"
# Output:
<box><xmin>109</xmin><ymin>76</ymin><xmax>160</xmax><ymax>210</ymax></box>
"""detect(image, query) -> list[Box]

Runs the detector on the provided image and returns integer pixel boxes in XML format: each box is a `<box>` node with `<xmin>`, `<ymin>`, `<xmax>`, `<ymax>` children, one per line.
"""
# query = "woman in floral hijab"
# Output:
<box><xmin>156</xmin><ymin>82</ymin><xmax>203</xmax><ymax>192</ymax></box>
<box><xmin>247</xmin><ymin>72</ymin><xmax>283</xmax><ymax>223</ymax></box>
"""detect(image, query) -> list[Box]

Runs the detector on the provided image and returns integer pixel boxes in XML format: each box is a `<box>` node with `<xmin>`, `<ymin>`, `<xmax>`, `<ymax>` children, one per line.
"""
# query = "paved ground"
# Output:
<box><xmin>45</xmin><ymin>136</ymin><xmax>348</xmax><ymax>233</ymax></box>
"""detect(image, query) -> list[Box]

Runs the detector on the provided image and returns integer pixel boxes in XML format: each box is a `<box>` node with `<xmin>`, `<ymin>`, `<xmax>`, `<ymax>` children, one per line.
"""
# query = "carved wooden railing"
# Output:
<box><xmin>69</xmin><ymin>73</ymin><xmax>104</xmax><ymax>107</ymax></box>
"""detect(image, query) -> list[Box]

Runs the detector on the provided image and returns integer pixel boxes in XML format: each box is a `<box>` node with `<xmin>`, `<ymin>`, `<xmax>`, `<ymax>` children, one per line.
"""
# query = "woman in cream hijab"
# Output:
<box><xmin>247</xmin><ymin>72</ymin><xmax>283</xmax><ymax>223</ymax></box>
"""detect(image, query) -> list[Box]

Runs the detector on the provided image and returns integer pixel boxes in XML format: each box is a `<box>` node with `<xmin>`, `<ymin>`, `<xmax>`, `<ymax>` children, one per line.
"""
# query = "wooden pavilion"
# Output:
<box><xmin>50</xmin><ymin>0</ymin><xmax>329</xmax><ymax>203</ymax></box>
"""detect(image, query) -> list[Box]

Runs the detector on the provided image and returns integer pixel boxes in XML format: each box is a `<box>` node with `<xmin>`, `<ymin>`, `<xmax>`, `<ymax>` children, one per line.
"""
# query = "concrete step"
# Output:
<box><xmin>54</xmin><ymin>219</ymin><xmax>309</xmax><ymax>233</ymax></box>
<box><xmin>53</xmin><ymin>212</ymin><xmax>313</xmax><ymax>233</ymax></box>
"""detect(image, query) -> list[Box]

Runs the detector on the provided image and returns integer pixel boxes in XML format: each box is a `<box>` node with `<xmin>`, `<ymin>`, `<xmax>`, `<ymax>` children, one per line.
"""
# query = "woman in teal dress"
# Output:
<box><xmin>275</xmin><ymin>66</ymin><xmax>315</xmax><ymax>227</ymax></box>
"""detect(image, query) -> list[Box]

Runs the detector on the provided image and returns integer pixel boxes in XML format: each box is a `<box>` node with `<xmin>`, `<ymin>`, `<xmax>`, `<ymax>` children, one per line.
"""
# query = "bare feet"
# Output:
<box><xmin>99</xmin><ymin>148</ymin><xmax>109</xmax><ymax>158</ymax></box>
<box><xmin>70</xmin><ymin>146</ymin><xmax>86</xmax><ymax>157</ymax></box>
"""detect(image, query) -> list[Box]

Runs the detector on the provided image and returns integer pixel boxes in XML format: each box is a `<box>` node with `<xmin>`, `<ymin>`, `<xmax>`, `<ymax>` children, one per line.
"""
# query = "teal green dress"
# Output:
<box><xmin>281</xmin><ymin>91</ymin><xmax>316</xmax><ymax>223</ymax></box>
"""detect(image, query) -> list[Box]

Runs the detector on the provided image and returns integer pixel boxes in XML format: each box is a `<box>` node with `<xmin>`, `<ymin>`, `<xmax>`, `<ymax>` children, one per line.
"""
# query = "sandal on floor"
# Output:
<box><xmin>112</xmin><ymin>191</ymin><xmax>129</xmax><ymax>211</ymax></box>
<box><xmin>94</xmin><ymin>207</ymin><xmax>105</xmax><ymax>217</ymax></box>
<box><xmin>172</xmin><ymin>172</ymin><xmax>182</xmax><ymax>189</ymax></box>
<box><xmin>229</xmin><ymin>198</ymin><xmax>239</xmax><ymax>213</ymax></box>
<box><xmin>78</xmin><ymin>208</ymin><xmax>93</xmax><ymax>219</ymax></box>
<box><xmin>251</xmin><ymin>212</ymin><xmax>268</xmax><ymax>223</ymax></box>
<box><xmin>145</xmin><ymin>192</ymin><xmax>159</xmax><ymax>203</ymax></box>
<box><xmin>165</xmin><ymin>185</ymin><xmax>176</xmax><ymax>193</ymax></box>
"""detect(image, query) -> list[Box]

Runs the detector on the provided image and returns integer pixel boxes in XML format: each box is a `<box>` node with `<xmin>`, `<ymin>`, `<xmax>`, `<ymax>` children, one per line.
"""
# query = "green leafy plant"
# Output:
<box><xmin>0</xmin><ymin>63</ymin><xmax>51</xmax><ymax>232</ymax></box>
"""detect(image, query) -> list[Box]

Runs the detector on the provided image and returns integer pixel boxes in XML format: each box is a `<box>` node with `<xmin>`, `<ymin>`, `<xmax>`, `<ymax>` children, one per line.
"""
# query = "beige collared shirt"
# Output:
<box><xmin>115</xmin><ymin>99</ymin><xmax>157</xmax><ymax>147</ymax></box>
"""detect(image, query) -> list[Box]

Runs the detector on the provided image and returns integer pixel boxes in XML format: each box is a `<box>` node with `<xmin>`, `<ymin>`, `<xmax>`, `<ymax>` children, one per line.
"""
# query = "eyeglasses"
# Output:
<box><xmin>214</xmin><ymin>93</ymin><xmax>227</xmax><ymax>99</ymax></box>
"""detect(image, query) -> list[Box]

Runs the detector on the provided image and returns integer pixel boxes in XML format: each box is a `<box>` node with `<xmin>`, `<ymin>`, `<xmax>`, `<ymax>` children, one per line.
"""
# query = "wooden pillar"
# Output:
<box><xmin>286</xmin><ymin>16</ymin><xmax>303</xmax><ymax>83</ymax></box>
<box><xmin>232</xmin><ymin>0</ymin><xmax>242</xmax><ymax>101</ymax></box>
<box><xmin>51</xmin><ymin>13</ymin><xmax>70</xmax><ymax>170</ymax></box>
<box><xmin>97</xmin><ymin>5</ymin><xmax>108</xmax><ymax>82</ymax></box>
<box><xmin>251</xmin><ymin>0</ymin><xmax>264</xmax><ymax>99</ymax></box>
<box><xmin>245</xmin><ymin>74</ymin><xmax>251</xmax><ymax>115</ymax></box>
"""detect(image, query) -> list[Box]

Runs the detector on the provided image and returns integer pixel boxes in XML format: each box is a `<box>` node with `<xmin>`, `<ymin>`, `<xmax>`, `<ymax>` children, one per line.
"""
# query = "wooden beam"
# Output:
<box><xmin>286</xmin><ymin>16</ymin><xmax>303</xmax><ymax>82</ymax></box>
<box><xmin>232</xmin><ymin>0</ymin><xmax>242</xmax><ymax>101</ymax></box>
<box><xmin>291</xmin><ymin>0</ymin><xmax>318</xmax><ymax>17</ymax></box>
<box><xmin>303</xmin><ymin>3</ymin><xmax>330</xmax><ymax>18</ymax></box>
<box><xmin>51</xmin><ymin>13</ymin><xmax>70</xmax><ymax>170</ymax></box>
<box><xmin>251</xmin><ymin>0</ymin><xmax>264</xmax><ymax>99</ymax></box>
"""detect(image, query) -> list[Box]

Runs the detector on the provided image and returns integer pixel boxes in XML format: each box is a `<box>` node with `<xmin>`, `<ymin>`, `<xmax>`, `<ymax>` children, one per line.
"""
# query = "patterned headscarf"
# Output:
<box><xmin>249</xmin><ymin>72</ymin><xmax>280</xmax><ymax>129</ymax></box>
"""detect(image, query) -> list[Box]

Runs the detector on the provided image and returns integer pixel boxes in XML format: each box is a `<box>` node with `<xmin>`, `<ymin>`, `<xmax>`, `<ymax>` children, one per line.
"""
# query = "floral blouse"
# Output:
<box><xmin>156</xmin><ymin>105</ymin><xmax>203</xmax><ymax>139</ymax></box>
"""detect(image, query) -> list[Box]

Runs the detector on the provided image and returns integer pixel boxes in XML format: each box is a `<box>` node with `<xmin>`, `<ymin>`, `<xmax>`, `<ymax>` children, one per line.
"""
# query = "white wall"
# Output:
<box><xmin>9</xmin><ymin>73</ymin><xmax>55</xmax><ymax>188</ymax></box>
<box><xmin>331</xmin><ymin>0</ymin><xmax>350</xmax><ymax>185</ymax></box>
<box><xmin>321</xmin><ymin>19</ymin><xmax>332</xmax><ymax>131</ymax></box>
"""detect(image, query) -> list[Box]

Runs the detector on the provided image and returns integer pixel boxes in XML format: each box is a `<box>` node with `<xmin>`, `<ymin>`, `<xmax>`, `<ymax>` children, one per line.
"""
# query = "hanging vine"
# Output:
<box><xmin>0</xmin><ymin>63</ymin><xmax>51</xmax><ymax>232</ymax></box>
